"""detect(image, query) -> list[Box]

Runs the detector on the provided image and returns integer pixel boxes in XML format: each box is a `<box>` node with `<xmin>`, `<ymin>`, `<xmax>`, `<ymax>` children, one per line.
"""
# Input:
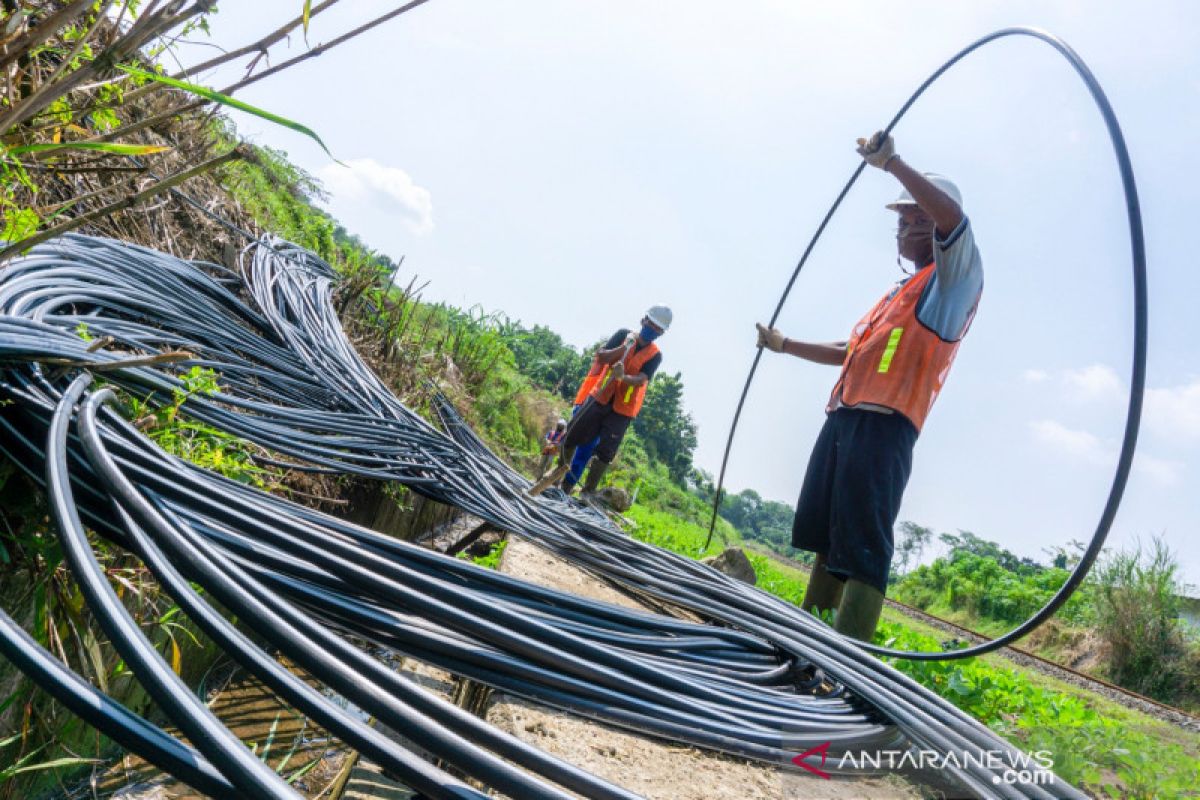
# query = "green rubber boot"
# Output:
<box><xmin>834</xmin><ymin>579</ymin><xmax>885</xmax><ymax>643</ymax></box>
<box><xmin>581</xmin><ymin>459</ymin><xmax>609</xmax><ymax>494</ymax></box>
<box><xmin>800</xmin><ymin>553</ymin><xmax>845</xmax><ymax>619</ymax></box>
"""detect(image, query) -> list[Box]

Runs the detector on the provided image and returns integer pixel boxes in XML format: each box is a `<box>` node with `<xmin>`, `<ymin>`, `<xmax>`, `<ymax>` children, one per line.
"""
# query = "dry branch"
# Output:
<box><xmin>0</xmin><ymin>1</ymin><xmax>210</xmax><ymax>133</ymax></box>
<box><xmin>93</xmin><ymin>0</ymin><xmax>432</xmax><ymax>144</ymax></box>
<box><xmin>0</xmin><ymin>0</ymin><xmax>95</xmax><ymax>72</ymax></box>
<box><xmin>0</xmin><ymin>145</ymin><xmax>241</xmax><ymax>262</ymax></box>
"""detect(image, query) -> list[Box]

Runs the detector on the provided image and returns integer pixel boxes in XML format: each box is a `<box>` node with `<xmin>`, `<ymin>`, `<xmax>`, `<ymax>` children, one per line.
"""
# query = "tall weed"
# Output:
<box><xmin>1093</xmin><ymin>537</ymin><xmax>1199</xmax><ymax>706</ymax></box>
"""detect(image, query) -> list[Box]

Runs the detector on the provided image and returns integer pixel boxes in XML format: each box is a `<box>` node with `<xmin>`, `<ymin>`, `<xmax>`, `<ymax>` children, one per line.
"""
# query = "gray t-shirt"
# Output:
<box><xmin>915</xmin><ymin>215</ymin><xmax>983</xmax><ymax>340</ymax></box>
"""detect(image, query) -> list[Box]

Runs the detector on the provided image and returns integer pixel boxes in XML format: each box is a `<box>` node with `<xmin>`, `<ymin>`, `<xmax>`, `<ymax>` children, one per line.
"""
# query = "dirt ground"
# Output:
<box><xmin>486</xmin><ymin>536</ymin><xmax>921</xmax><ymax>800</ymax></box>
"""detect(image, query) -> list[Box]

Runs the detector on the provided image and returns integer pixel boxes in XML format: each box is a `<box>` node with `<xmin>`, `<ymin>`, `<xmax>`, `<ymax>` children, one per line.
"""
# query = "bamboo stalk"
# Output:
<box><xmin>136</xmin><ymin>0</ymin><xmax>341</xmax><ymax>95</ymax></box>
<box><xmin>41</xmin><ymin>1</ymin><xmax>116</xmax><ymax>88</ymax></box>
<box><xmin>92</xmin><ymin>0</ymin><xmax>432</xmax><ymax>144</ymax></box>
<box><xmin>0</xmin><ymin>1</ymin><xmax>207</xmax><ymax>133</ymax></box>
<box><xmin>14</xmin><ymin>0</ymin><xmax>340</xmax><ymax>135</ymax></box>
<box><xmin>0</xmin><ymin>0</ymin><xmax>96</xmax><ymax>73</ymax></box>
<box><xmin>34</xmin><ymin>169</ymin><xmax>146</xmax><ymax>214</ymax></box>
<box><xmin>35</xmin><ymin>349</ymin><xmax>194</xmax><ymax>371</ymax></box>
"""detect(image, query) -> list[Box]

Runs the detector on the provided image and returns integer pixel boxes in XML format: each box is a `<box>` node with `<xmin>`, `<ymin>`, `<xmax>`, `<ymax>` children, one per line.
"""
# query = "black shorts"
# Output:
<box><xmin>791</xmin><ymin>408</ymin><xmax>917</xmax><ymax>593</ymax></box>
<box><xmin>562</xmin><ymin>398</ymin><xmax>631</xmax><ymax>464</ymax></box>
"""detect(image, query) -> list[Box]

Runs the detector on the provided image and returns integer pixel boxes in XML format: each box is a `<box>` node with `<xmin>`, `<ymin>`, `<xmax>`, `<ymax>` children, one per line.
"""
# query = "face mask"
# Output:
<box><xmin>638</xmin><ymin>324</ymin><xmax>660</xmax><ymax>343</ymax></box>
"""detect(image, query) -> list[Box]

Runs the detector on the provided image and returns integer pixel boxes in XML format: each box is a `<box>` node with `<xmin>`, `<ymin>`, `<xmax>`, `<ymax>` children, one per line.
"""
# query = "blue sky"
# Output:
<box><xmin>195</xmin><ymin>1</ymin><xmax>1199</xmax><ymax>585</ymax></box>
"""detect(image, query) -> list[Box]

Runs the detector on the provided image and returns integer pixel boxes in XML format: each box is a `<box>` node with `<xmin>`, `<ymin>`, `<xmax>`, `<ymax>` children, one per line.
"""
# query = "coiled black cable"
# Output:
<box><xmin>706</xmin><ymin>26</ymin><xmax>1147</xmax><ymax>661</ymax></box>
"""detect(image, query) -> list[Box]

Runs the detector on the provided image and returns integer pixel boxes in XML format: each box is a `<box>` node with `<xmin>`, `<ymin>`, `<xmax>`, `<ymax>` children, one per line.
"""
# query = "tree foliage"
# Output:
<box><xmin>893</xmin><ymin>528</ymin><xmax>1094</xmax><ymax>624</ymax></box>
<box><xmin>631</xmin><ymin>371</ymin><xmax>697</xmax><ymax>484</ymax></box>
<box><xmin>894</xmin><ymin>521</ymin><xmax>934</xmax><ymax>577</ymax></box>
<box><xmin>500</xmin><ymin>323</ymin><xmax>591</xmax><ymax>402</ymax></box>
<box><xmin>499</xmin><ymin>324</ymin><xmax>700</xmax><ymax>485</ymax></box>
<box><xmin>688</xmin><ymin>473</ymin><xmax>801</xmax><ymax>557</ymax></box>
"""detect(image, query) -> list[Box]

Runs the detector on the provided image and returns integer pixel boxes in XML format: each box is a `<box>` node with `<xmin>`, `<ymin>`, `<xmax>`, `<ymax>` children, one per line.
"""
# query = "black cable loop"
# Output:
<box><xmin>706</xmin><ymin>26</ymin><xmax>1147</xmax><ymax>661</ymax></box>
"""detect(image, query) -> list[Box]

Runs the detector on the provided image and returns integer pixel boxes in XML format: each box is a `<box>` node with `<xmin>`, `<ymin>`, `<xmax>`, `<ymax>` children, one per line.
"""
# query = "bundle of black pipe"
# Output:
<box><xmin>0</xmin><ymin>233</ymin><xmax>1087</xmax><ymax>799</ymax></box>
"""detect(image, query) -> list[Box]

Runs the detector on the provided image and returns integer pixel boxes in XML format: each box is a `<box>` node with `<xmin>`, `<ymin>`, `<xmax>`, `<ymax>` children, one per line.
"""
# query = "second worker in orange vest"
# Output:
<box><xmin>528</xmin><ymin>305</ymin><xmax>672</xmax><ymax>497</ymax></box>
<box><xmin>756</xmin><ymin>131</ymin><xmax>983</xmax><ymax>643</ymax></box>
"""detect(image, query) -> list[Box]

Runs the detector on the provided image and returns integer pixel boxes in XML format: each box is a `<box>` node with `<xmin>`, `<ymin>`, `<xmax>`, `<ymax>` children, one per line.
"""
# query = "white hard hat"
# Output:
<box><xmin>645</xmin><ymin>304</ymin><xmax>673</xmax><ymax>331</ymax></box>
<box><xmin>886</xmin><ymin>173</ymin><xmax>963</xmax><ymax>211</ymax></box>
<box><xmin>556</xmin><ymin>418</ymin><xmax>567</xmax><ymax>427</ymax></box>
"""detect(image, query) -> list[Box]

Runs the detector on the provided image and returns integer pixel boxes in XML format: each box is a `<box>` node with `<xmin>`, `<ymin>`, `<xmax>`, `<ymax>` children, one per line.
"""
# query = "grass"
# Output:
<box><xmin>626</xmin><ymin>505</ymin><xmax>731</xmax><ymax>560</ymax></box>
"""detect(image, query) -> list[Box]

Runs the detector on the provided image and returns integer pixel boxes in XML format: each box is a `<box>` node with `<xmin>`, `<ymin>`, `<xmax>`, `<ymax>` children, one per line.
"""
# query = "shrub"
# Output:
<box><xmin>1093</xmin><ymin>536</ymin><xmax>1199</xmax><ymax>705</ymax></box>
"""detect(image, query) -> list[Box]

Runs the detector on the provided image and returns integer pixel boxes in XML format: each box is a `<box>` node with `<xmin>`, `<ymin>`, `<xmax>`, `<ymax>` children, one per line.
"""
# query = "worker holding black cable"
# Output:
<box><xmin>529</xmin><ymin>305</ymin><xmax>672</xmax><ymax>498</ymax></box>
<box><xmin>756</xmin><ymin>132</ymin><xmax>983</xmax><ymax>642</ymax></box>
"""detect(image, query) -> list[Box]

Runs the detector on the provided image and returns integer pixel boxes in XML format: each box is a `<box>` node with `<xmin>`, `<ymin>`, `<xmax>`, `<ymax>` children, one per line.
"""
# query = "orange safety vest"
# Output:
<box><xmin>827</xmin><ymin>264</ymin><xmax>974</xmax><ymax>432</ymax></box>
<box><xmin>573</xmin><ymin>358</ymin><xmax>607</xmax><ymax>406</ymax></box>
<box><xmin>591</xmin><ymin>341</ymin><xmax>660</xmax><ymax>418</ymax></box>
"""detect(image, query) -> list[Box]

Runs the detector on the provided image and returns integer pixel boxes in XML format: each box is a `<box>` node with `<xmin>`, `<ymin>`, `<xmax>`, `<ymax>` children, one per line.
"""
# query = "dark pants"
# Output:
<box><xmin>562</xmin><ymin>398</ymin><xmax>631</xmax><ymax>464</ymax></box>
<box><xmin>791</xmin><ymin>408</ymin><xmax>917</xmax><ymax>593</ymax></box>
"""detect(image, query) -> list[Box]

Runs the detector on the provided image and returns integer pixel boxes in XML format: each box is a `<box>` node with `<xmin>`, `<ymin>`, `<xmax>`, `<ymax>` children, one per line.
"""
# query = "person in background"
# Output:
<box><xmin>529</xmin><ymin>305</ymin><xmax>672</xmax><ymax>497</ymax></box>
<box><xmin>537</xmin><ymin>418</ymin><xmax>567</xmax><ymax>478</ymax></box>
<box><xmin>756</xmin><ymin>131</ymin><xmax>982</xmax><ymax>642</ymax></box>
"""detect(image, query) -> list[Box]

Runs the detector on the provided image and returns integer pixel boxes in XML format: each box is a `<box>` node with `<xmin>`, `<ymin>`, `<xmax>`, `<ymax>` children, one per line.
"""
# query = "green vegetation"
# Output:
<box><xmin>616</xmin><ymin>506</ymin><xmax>1200</xmax><ymax>799</ymax></box>
<box><xmin>692</xmin><ymin>475</ymin><xmax>807</xmax><ymax>561</ymax></box>
<box><xmin>464</xmin><ymin>539</ymin><xmax>508</xmax><ymax>571</ymax></box>
<box><xmin>893</xmin><ymin>533</ymin><xmax>1095</xmax><ymax>627</ymax></box>
<box><xmin>628</xmin><ymin>505</ymin><xmax>732</xmax><ymax>559</ymax></box>
<box><xmin>1092</xmin><ymin>538</ymin><xmax>1200</xmax><ymax>705</ymax></box>
<box><xmin>502</xmin><ymin>324</ymin><xmax>592</xmax><ymax>402</ymax></box>
<box><xmin>892</xmin><ymin>528</ymin><xmax>1200</xmax><ymax>711</ymax></box>
<box><xmin>124</xmin><ymin>366</ymin><xmax>277</xmax><ymax>488</ymax></box>
<box><xmin>876</xmin><ymin>621</ymin><xmax>1200</xmax><ymax>798</ymax></box>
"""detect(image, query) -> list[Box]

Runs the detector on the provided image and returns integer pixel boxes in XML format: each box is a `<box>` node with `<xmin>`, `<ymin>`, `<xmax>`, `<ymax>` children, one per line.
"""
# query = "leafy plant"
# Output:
<box><xmin>463</xmin><ymin>539</ymin><xmax>507</xmax><ymax>570</ymax></box>
<box><xmin>1092</xmin><ymin>536</ymin><xmax>1199</xmax><ymax>705</ymax></box>
<box><xmin>124</xmin><ymin>366</ymin><xmax>277</xmax><ymax>488</ymax></box>
<box><xmin>116</xmin><ymin>65</ymin><xmax>337</xmax><ymax>160</ymax></box>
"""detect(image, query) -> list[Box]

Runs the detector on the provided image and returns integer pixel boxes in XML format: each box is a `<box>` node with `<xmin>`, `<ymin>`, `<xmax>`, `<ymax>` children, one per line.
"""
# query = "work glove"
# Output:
<box><xmin>856</xmin><ymin>130</ymin><xmax>896</xmax><ymax>170</ymax></box>
<box><xmin>756</xmin><ymin>322</ymin><xmax>785</xmax><ymax>353</ymax></box>
<box><xmin>610</xmin><ymin>362</ymin><xmax>626</xmax><ymax>382</ymax></box>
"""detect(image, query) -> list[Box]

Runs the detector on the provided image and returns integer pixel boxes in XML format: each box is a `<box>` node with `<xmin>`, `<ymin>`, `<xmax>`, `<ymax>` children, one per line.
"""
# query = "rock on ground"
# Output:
<box><xmin>701</xmin><ymin>546</ymin><xmax>758</xmax><ymax>585</ymax></box>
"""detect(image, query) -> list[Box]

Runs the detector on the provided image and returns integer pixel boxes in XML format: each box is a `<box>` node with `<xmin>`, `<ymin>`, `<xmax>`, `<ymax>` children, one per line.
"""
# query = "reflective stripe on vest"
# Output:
<box><xmin>592</xmin><ymin>341</ymin><xmax>659</xmax><ymax>418</ymax></box>
<box><xmin>878</xmin><ymin>327</ymin><xmax>904</xmax><ymax>373</ymax></box>
<box><xmin>827</xmin><ymin>265</ymin><xmax>974</xmax><ymax>432</ymax></box>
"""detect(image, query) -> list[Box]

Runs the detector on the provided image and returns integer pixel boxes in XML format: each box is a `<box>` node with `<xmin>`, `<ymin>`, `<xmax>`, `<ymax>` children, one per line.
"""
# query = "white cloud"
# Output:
<box><xmin>317</xmin><ymin>159</ymin><xmax>433</xmax><ymax>236</ymax></box>
<box><xmin>1022</xmin><ymin>369</ymin><xmax>1050</xmax><ymax>383</ymax></box>
<box><xmin>1030</xmin><ymin>419</ymin><xmax>1109</xmax><ymax>464</ymax></box>
<box><xmin>1030</xmin><ymin>419</ymin><xmax>1185</xmax><ymax>486</ymax></box>
<box><xmin>1145</xmin><ymin>378</ymin><xmax>1200</xmax><ymax>441</ymax></box>
<box><xmin>1061</xmin><ymin>364</ymin><xmax>1123</xmax><ymax>402</ymax></box>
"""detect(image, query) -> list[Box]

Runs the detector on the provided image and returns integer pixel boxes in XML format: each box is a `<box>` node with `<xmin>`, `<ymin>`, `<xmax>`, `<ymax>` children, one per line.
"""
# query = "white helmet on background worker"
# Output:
<box><xmin>556</xmin><ymin>418</ymin><xmax>567</xmax><ymax>428</ymax></box>
<box><xmin>886</xmin><ymin>173</ymin><xmax>963</xmax><ymax>211</ymax></box>
<box><xmin>645</xmin><ymin>304</ymin><xmax>673</xmax><ymax>332</ymax></box>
